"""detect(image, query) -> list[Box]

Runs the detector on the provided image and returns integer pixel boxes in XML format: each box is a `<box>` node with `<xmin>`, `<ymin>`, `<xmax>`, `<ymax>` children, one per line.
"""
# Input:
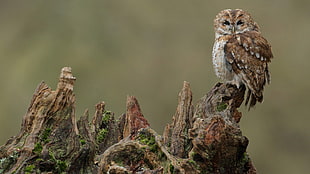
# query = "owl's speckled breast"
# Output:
<box><xmin>212</xmin><ymin>37</ymin><xmax>233</xmax><ymax>81</ymax></box>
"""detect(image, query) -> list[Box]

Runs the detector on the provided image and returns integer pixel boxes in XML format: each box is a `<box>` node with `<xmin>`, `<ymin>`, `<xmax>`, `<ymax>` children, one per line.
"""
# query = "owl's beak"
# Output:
<box><xmin>231</xmin><ymin>26</ymin><xmax>235</xmax><ymax>33</ymax></box>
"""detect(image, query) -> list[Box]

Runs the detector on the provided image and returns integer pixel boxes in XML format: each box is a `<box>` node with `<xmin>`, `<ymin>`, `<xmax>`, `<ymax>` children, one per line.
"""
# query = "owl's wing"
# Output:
<box><xmin>224</xmin><ymin>31</ymin><xmax>273</xmax><ymax>107</ymax></box>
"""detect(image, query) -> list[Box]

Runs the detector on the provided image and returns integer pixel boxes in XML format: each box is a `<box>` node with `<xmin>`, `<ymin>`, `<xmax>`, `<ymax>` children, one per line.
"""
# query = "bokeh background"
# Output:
<box><xmin>0</xmin><ymin>0</ymin><xmax>309</xmax><ymax>173</ymax></box>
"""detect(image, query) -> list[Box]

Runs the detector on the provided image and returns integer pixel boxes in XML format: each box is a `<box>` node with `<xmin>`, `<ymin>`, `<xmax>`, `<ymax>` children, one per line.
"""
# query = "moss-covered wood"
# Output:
<box><xmin>0</xmin><ymin>67</ymin><xmax>256</xmax><ymax>174</ymax></box>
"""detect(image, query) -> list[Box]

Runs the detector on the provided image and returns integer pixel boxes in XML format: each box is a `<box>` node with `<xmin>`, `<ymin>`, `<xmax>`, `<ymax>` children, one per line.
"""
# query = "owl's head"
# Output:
<box><xmin>214</xmin><ymin>9</ymin><xmax>260</xmax><ymax>38</ymax></box>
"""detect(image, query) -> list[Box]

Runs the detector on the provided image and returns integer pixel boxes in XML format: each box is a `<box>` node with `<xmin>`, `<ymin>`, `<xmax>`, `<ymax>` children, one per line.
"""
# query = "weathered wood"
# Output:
<box><xmin>189</xmin><ymin>83</ymin><xmax>256</xmax><ymax>174</ymax></box>
<box><xmin>163</xmin><ymin>81</ymin><xmax>194</xmax><ymax>158</ymax></box>
<box><xmin>0</xmin><ymin>67</ymin><xmax>257</xmax><ymax>174</ymax></box>
<box><xmin>123</xmin><ymin>96</ymin><xmax>150</xmax><ymax>139</ymax></box>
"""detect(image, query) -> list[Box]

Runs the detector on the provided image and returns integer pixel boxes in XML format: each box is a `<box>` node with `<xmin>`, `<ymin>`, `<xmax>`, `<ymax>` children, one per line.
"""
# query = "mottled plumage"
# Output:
<box><xmin>212</xmin><ymin>9</ymin><xmax>273</xmax><ymax>108</ymax></box>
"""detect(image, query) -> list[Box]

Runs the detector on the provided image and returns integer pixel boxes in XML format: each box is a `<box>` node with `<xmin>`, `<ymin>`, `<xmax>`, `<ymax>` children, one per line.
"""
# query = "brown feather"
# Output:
<box><xmin>224</xmin><ymin>31</ymin><xmax>273</xmax><ymax>108</ymax></box>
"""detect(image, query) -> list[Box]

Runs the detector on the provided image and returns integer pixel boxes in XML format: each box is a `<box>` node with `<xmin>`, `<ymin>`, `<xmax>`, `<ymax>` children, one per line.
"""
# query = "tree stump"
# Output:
<box><xmin>0</xmin><ymin>67</ymin><xmax>257</xmax><ymax>174</ymax></box>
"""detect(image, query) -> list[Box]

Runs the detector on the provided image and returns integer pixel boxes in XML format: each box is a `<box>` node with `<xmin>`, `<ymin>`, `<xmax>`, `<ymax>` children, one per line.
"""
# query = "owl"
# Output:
<box><xmin>212</xmin><ymin>9</ymin><xmax>273</xmax><ymax>108</ymax></box>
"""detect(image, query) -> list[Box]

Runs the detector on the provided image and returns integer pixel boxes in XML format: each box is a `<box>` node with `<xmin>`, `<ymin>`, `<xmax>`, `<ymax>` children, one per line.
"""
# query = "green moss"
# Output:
<box><xmin>40</xmin><ymin>128</ymin><xmax>52</xmax><ymax>143</ymax></box>
<box><xmin>137</xmin><ymin>132</ymin><xmax>158</xmax><ymax>153</ymax></box>
<box><xmin>33</xmin><ymin>142</ymin><xmax>43</xmax><ymax>154</ymax></box>
<box><xmin>188</xmin><ymin>159</ymin><xmax>195</xmax><ymax>164</ymax></box>
<box><xmin>95</xmin><ymin>110</ymin><xmax>112</xmax><ymax>143</ymax></box>
<box><xmin>113</xmin><ymin>157</ymin><xmax>124</xmax><ymax>166</ymax></box>
<box><xmin>49</xmin><ymin>151</ymin><xmax>68</xmax><ymax>173</ymax></box>
<box><xmin>0</xmin><ymin>151</ymin><xmax>19</xmax><ymax>173</ymax></box>
<box><xmin>56</xmin><ymin>160</ymin><xmax>67</xmax><ymax>173</ymax></box>
<box><xmin>239</xmin><ymin>152</ymin><xmax>250</xmax><ymax>168</ymax></box>
<box><xmin>186</xmin><ymin>158</ymin><xmax>203</xmax><ymax>172</ymax></box>
<box><xmin>35</xmin><ymin>158</ymin><xmax>43</xmax><ymax>162</ymax></box>
<box><xmin>169</xmin><ymin>163</ymin><xmax>175</xmax><ymax>173</ymax></box>
<box><xmin>97</xmin><ymin>128</ymin><xmax>108</xmax><ymax>143</ymax></box>
<box><xmin>24</xmin><ymin>164</ymin><xmax>35</xmax><ymax>173</ymax></box>
<box><xmin>102</xmin><ymin>110</ymin><xmax>112</xmax><ymax>124</ymax></box>
<box><xmin>189</xmin><ymin>151</ymin><xmax>196</xmax><ymax>159</ymax></box>
<box><xmin>78</xmin><ymin>134</ymin><xmax>86</xmax><ymax>145</ymax></box>
<box><xmin>80</xmin><ymin>139</ymin><xmax>86</xmax><ymax>145</ymax></box>
<box><xmin>216</xmin><ymin>102</ymin><xmax>228</xmax><ymax>112</ymax></box>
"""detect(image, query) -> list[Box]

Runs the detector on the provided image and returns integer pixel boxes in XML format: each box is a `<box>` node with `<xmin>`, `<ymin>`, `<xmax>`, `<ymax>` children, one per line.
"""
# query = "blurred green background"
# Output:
<box><xmin>0</xmin><ymin>0</ymin><xmax>309</xmax><ymax>173</ymax></box>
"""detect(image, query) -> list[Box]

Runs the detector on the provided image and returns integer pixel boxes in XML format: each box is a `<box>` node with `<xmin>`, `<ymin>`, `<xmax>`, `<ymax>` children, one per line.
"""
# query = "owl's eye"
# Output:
<box><xmin>237</xmin><ymin>20</ymin><xmax>244</xmax><ymax>25</ymax></box>
<box><xmin>223</xmin><ymin>21</ymin><xmax>230</xmax><ymax>26</ymax></box>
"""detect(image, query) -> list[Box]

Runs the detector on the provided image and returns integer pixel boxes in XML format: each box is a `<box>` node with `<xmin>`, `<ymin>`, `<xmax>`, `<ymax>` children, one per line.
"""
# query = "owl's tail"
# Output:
<box><xmin>245</xmin><ymin>89</ymin><xmax>263</xmax><ymax>110</ymax></box>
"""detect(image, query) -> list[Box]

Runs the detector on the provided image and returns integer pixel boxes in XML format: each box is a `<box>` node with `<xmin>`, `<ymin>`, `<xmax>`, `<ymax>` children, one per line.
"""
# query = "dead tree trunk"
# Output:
<box><xmin>0</xmin><ymin>67</ymin><xmax>257</xmax><ymax>174</ymax></box>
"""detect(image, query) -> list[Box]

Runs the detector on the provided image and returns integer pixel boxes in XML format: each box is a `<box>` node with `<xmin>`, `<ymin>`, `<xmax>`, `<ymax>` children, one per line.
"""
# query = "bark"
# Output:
<box><xmin>0</xmin><ymin>67</ymin><xmax>257</xmax><ymax>174</ymax></box>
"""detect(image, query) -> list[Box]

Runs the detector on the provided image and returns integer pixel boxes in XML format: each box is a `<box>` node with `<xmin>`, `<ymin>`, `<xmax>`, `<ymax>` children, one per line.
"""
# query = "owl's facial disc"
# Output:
<box><xmin>214</xmin><ymin>9</ymin><xmax>259</xmax><ymax>36</ymax></box>
<box><xmin>222</xmin><ymin>14</ymin><xmax>247</xmax><ymax>34</ymax></box>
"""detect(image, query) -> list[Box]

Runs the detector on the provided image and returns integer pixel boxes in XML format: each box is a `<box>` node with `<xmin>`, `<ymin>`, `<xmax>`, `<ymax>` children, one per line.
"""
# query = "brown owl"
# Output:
<box><xmin>212</xmin><ymin>9</ymin><xmax>273</xmax><ymax>108</ymax></box>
